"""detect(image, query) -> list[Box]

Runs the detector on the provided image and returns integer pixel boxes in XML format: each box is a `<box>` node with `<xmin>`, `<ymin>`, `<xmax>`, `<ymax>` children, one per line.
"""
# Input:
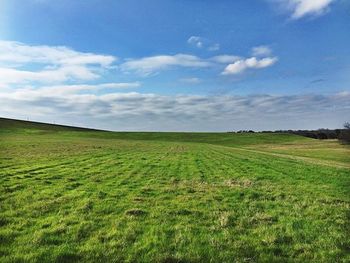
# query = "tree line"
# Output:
<box><xmin>230</xmin><ymin>122</ymin><xmax>350</xmax><ymax>144</ymax></box>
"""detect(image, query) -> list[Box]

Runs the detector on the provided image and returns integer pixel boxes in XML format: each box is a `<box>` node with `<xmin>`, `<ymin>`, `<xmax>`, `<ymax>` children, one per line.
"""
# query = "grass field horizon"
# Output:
<box><xmin>1</xmin><ymin>117</ymin><xmax>349</xmax><ymax>262</ymax></box>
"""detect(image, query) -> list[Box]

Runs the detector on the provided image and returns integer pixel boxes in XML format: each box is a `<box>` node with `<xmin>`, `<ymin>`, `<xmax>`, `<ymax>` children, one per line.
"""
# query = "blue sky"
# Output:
<box><xmin>0</xmin><ymin>0</ymin><xmax>349</xmax><ymax>131</ymax></box>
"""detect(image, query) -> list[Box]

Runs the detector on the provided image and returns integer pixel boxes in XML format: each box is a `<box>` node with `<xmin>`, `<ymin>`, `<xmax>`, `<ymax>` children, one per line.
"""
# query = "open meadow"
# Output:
<box><xmin>0</xmin><ymin>118</ymin><xmax>349</xmax><ymax>262</ymax></box>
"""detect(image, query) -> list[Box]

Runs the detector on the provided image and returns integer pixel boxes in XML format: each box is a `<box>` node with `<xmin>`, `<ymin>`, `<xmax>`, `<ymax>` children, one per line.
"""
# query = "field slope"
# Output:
<box><xmin>1</xmin><ymin>118</ymin><xmax>349</xmax><ymax>262</ymax></box>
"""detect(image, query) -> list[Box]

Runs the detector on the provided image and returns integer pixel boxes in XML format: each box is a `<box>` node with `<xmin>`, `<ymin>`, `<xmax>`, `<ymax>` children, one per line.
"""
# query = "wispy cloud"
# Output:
<box><xmin>0</xmin><ymin>40</ymin><xmax>116</xmax><ymax>66</ymax></box>
<box><xmin>208</xmin><ymin>43</ymin><xmax>220</xmax><ymax>51</ymax></box>
<box><xmin>120</xmin><ymin>45</ymin><xmax>277</xmax><ymax>76</ymax></box>
<box><xmin>251</xmin><ymin>46</ymin><xmax>272</xmax><ymax>57</ymax></box>
<box><xmin>187</xmin><ymin>36</ymin><xmax>220</xmax><ymax>51</ymax></box>
<box><xmin>121</xmin><ymin>54</ymin><xmax>211</xmax><ymax>76</ymax></box>
<box><xmin>0</xmin><ymin>40</ymin><xmax>116</xmax><ymax>85</ymax></box>
<box><xmin>187</xmin><ymin>36</ymin><xmax>204</xmax><ymax>48</ymax></box>
<box><xmin>0</xmin><ymin>65</ymin><xmax>99</xmax><ymax>84</ymax></box>
<box><xmin>271</xmin><ymin>0</ymin><xmax>335</xmax><ymax>19</ymax></box>
<box><xmin>121</xmin><ymin>51</ymin><xmax>274</xmax><ymax>77</ymax></box>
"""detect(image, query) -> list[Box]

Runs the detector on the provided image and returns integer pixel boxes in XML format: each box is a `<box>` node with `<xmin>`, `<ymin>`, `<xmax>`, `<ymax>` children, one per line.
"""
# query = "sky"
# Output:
<box><xmin>0</xmin><ymin>0</ymin><xmax>349</xmax><ymax>131</ymax></box>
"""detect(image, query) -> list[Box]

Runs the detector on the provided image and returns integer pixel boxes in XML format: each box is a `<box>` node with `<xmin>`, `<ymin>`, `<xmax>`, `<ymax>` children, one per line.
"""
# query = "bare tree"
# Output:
<box><xmin>339</xmin><ymin>122</ymin><xmax>350</xmax><ymax>144</ymax></box>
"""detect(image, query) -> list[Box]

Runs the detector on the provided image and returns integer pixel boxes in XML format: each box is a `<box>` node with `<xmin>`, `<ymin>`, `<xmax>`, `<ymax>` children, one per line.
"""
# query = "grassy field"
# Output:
<box><xmin>0</xmin><ymin>118</ymin><xmax>349</xmax><ymax>262</ymax></box>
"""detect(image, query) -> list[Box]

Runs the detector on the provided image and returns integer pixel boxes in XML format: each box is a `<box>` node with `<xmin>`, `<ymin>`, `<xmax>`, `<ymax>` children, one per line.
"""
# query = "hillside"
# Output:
<box><xmin>0</xmin><ymin>117</ymin><xmax>310</xmax><ymax>147</ymax></box>
<box><xmin>0</xmin><ymin>117</ymin><xmax>101</xmax><ymax>133</ymax></box>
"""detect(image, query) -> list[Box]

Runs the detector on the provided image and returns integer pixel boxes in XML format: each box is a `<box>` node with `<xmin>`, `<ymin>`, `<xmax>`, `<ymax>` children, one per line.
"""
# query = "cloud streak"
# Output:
<box><xmin>18</xmin><ymin>82</ymin><xmax>141</xmax><ymax>96</ymax></box>
<box><xmin>0</xmin><ymin>40</ymin><xmax>115</xmax><ymax>66</ymax></box>
<box><xmin>121</xmin><ymin>54</ymin><xmax>211</xmax><ymax>76</ymax></box>
<box><xmin>179</xmin><ymin>77</ymin><xmax>201</xmax><ymax>84</ymax></box>
<box><xmin>122</xmin><ymin>51</ymin><xmax>277</xmax><ymax>76</ymax></box>
<box><xmin>1</xmin><ymin>86</ymin><xmax>349</xmax><ymax>131</ymax></box>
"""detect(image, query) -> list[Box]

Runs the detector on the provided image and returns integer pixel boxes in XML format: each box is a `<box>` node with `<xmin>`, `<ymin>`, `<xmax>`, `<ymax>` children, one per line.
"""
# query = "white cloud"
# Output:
<box><xmin>222</xmin><ymin>46</ymin><xmax>277</xmax><ymax>75</ymax></box>
<box><xmin>0</xmin><ymin>40</ymin><xmax>116</xmax><ymax>66</ymax></box>
<box><xmin>187</xmin><ymin>36</ymin><xmax>220</xmax><ymax>51</ymax></box>
<box><xmin>222</xmin><ymin>57</ymin><xmax>278</xmax><ymax>75</ymax></box>
<box><xmin>121</xmin><ymin>54</ymin><xmax>211</xmax><ymax>76</ymax></box>
<box><xmin>121</xmin><ymin>53</ymin><xmax>252</xmax><ymax>76</ymax></box>
<box><xmin>180</xmin><ymin>77</ymin><xmax>201</xmax><ymax>84</ymax></box>
<box><xmin>274</xmin><ymin>0</ymin><xmax>335</xmax><ymax>19</ymax></box>
<box><xmin>292</xmin><ymin>0</ymin><xmax>334</xmax><ymax>19</ymax></box>
<box><xmin>187</xmin><ymin>36</ymin><xmax>204</xmax><ymax>48</ymax></box>
<box><xmin>0</xmin><ymin>65</ymin><xmax>99</xmax><ymax>84</ymax></box>
<box><xmin>251</xmin><ymin>46</ymin><xmax>272</xmax><ymax>57</ymax></box>
<box><xmin>0</xmin><ymin>40</ymin><xmax>117</xmax><ymax>85</ymax></box>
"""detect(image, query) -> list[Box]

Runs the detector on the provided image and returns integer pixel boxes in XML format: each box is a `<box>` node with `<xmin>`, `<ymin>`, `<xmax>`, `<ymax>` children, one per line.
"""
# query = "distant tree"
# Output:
<box><xmin>335</xmin><ymin>129</ymin><xmax>342</xmax><ymax>137</ymax></box>
<box><xmin>316</xmin><ymin>132</ymin><xmax>328</xmax><ymax>140</ymax></box>
<box><xmin>327</xmin><ymin>132</ymin><xmax>337</xmax><ymax>139</ymax></box>
<box><xmin>339</xmin><ymin>122</ymin><xmax>350</xmax><ymax>144</ymax></box>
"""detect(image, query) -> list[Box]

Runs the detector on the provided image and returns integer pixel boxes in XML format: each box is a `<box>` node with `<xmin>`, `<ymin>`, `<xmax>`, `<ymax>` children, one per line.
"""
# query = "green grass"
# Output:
<box><xmin>1</xmin><ymin>118</ymin><xmax>349</xmax><ymax>262</ymax></box>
